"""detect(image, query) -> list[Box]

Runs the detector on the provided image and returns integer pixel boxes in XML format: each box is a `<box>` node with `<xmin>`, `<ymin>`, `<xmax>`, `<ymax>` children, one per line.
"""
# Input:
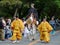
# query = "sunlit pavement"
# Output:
<box><xmin>0</xmin><ymin>31</ymin><xmax>60</xmax><ymax>45</ymax></box>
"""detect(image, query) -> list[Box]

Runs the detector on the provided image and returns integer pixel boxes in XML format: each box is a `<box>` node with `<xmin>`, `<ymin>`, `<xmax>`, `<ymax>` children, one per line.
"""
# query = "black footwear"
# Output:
<box><xmin>32</xmin><ymin>38</ymin><xmax>35</xmax><ymax>41</ymax></box>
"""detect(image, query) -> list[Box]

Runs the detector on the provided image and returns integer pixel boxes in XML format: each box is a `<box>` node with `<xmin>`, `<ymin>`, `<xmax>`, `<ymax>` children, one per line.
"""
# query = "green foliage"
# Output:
<box><xmin>0</xmin><ymin>0</ymin><xmax>60</xmax><ymax>19</ymax></box>
<box><xmin>0</xmin><ymin>0</ymin><xmax>22</xmax><ymax>17</ymax></box>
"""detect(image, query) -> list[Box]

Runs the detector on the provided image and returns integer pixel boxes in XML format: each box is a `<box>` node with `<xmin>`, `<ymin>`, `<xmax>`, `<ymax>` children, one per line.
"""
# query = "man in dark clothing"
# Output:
<box><xmin>27</xmin><ymin>3</ymin><xmax>38</xmax><ymax>20</ymax></box>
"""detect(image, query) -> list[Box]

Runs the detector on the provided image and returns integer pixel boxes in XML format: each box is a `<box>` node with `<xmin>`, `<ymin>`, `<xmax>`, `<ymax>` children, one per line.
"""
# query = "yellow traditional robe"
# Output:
<box><xmin>37</xmin><ymin>21</ymin><xmax>53</xmax><ymax>42</ymax></box>
<box><xmin>11</xmin><ymin>19</ymin><xmax>24</xmax><ymax>41</ymax></box>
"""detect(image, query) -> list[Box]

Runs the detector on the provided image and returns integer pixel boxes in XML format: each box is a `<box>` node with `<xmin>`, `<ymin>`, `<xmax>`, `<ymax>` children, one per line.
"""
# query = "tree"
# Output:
<box><xmin>0</xmin><ymin>0</ymin><xmax>60</xmax><ymax>19</ymax></box>
<box><xmin>0</xmin><ymin>0</ymin><xmax>22</xmax><ymax>17</ymax></box>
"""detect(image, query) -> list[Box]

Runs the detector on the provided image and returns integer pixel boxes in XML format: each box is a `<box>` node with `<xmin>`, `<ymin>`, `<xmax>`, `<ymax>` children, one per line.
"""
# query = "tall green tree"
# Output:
<box><xmin>0</xmin><ymin>0</ymin><xmax>60</xmax><ymax>19</ymax></box>
<box><xmin>0</xmin><ymin>0</ymin><xmax>22</xmax><ymax>17</ymax></box>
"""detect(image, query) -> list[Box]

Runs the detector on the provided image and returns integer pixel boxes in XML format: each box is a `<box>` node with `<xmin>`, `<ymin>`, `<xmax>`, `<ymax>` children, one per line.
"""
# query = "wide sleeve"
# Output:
<box><xmin>37</xmin><ymin>23</ymin><xmax>42</xmax><ymax>32</ymax></box>
<box><xmin>19</xmin><ymin>20</ymin><xmax>24</xmax><ymax>31</ymax></box>
<box><xmin>46</xmin><ymin>22</ymin><xmax>53</xmax><ymax>32</ymax></box>
<box><xmin>11</xmin><ymin>21</ymin><xmax>15</xmax><ymax>30</ymax></box>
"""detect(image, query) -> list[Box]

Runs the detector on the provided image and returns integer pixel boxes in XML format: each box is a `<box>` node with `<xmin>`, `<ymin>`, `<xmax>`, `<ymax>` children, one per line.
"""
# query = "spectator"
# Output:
<box><xmin>0</xmin><ymin>17</ymin><xmax>6</xmax><ymax>41</ymax></box>
<box><xmin>49</xmin><ymin>16</ymin><xmax>56</xmax><ymax>35</ymax></box>
<box><xmin>5</xmin><ymin>23</ymin><xmax>12</xmax><ymax>39</ymax></box>
<box><xmin>6</xmin><ymin>18</ymin><xmax>11</xmax><ymax>26</ymax></box>
<box><xmin>2</xmin><ymin>17</ymin><xmax>6</xmax><ymax>40</ymax></box>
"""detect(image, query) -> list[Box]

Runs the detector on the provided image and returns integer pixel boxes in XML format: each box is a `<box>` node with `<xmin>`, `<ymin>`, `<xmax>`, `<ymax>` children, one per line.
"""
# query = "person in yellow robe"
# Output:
<box><xmin>37</xmin><ymin>17</ymin><xmax>53</xmax><ymax>43</ymax></box>
<box><xmin>10</xmin><ymin>16</ymin><xmax>24</xmax><ymax>43</ymax></box>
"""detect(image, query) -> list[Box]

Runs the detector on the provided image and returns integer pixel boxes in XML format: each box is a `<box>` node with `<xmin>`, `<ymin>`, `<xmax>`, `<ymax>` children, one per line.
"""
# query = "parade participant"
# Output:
<box><xmin>26</xmin><ymin>13</ymin><xmax>38</xmax><ymax>41</ymax></box>
<box><xmin>37</xmin><ymin>17</ymin><xmax>53</xmax><ymax>43</ymax></box>
<box><xmin>49</xmin><ymin>16</ymin><xmax>56</xmax><ymax>35</ymax></box>
<box><xmin>29</xmin><ymin>20</ymin><xmax>37</xmax><ymax>41</ymax></box>
<box><xmin>27</xmin><ymin>3</ymin><xmax>38</xmax><ymax>20</ymax></box>
<box><xmin>10</xmin><ymin>15</ymin><xmax>24</xmax><ymax>43</ymax></box>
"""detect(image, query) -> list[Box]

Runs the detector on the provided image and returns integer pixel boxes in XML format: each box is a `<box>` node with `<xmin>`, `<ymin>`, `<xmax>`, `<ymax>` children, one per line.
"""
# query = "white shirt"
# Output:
<box><xmin>29</xmin><ymin>15</ymin><xmax>33</xmax><ymax>22</ymax></box>
<box><xmin>24</xmin><ymin>27</ymin><xmax>29</xmax><ymax>33</ymax></box>
<box><xmin>2</xmin><ymin>19</ymin><xmax>6</xmax><ymax>27</ymax></box>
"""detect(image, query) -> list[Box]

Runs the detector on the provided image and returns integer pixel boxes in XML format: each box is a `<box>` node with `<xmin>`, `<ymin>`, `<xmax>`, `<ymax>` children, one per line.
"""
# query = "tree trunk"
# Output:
<box><xmin>14</xmin><ymin>8</ymin><xmax>18</xmax><ymax>17</ymax></box>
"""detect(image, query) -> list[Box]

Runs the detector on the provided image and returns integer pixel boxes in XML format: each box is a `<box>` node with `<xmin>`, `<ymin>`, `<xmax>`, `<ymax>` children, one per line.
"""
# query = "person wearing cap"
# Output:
<box><xmin>37</xmin><ymin>17</ymin><xmax>53</xmax><ymax>43</ymax></box>
<box><xmin>10</xmin><ymin>15</ymin><xmax>24</xmax><ymax>43</ymax></box>
<box><xmin>27</xmin><ymin>3</ymin><xmax>38</xmax><ymax>21</ymax></box>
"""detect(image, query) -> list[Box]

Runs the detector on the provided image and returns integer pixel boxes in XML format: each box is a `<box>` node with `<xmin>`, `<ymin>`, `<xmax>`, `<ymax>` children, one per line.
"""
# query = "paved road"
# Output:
<box><xmin>0</xmin><ymin>31</ymin><xmax>60</xmax><ymax>45</ymax></box>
